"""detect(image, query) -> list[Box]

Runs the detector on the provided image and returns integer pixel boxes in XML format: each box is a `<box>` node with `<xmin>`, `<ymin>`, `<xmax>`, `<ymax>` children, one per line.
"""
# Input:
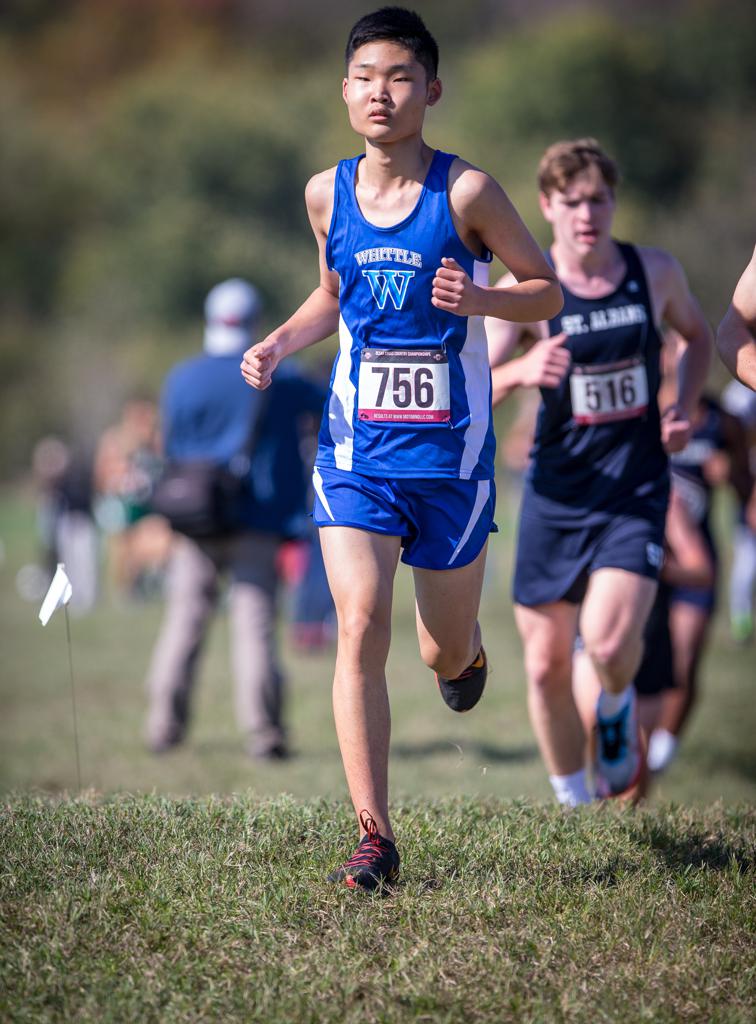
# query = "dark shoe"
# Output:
<box><xmin>147</xmin><ymin>732</ymin><xmax>184</xmax><ymax>755</ymax></box>
<box><xmin>436</xmin><ymin>646</ymin><xmax>488</xmax><ymax>712</ymax></box>
<box><xmin>254</xmin><ymin>742</ymin><xmax>289</xmax><ymax>762</ymax></box>
<box><xmin>146</xmin><ymin>721</ymin><xmax>185</xmax><ymax>754</ymax></box>
<box><xmin>327</xmin><ymin>811</ymin><xmax>400</xmax><ymax>891</ymax></box>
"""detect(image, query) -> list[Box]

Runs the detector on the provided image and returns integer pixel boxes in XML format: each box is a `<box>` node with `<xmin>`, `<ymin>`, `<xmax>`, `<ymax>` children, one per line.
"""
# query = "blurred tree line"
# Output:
<box><xmin>1</xmin><ymin>0</ymin><xmax>755</xmax><ymax>477</ymax></box>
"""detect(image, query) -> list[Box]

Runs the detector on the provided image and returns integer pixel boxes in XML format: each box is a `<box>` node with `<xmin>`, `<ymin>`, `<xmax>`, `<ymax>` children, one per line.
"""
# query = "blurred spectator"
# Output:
<box><xmin>144</xmin><ymin>278</ymin><xmax>327</xmax><ymax>759</ymax></box>
<box><xmin>94</xmin><ymin>398</ymin><xmax>171</xmax><ymax>598</ymax></box>
<box><xmin>30</xmin><ymin>435</ymin><xmax>98</xmax><ymax>613</ymax></box>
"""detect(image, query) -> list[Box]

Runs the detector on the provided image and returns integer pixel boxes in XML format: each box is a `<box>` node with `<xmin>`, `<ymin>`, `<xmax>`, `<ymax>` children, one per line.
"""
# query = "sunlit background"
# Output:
<box><xmin>2</xmin><ymin>0</ymin><xmax>755</xmax><ymax>470</ymax></box>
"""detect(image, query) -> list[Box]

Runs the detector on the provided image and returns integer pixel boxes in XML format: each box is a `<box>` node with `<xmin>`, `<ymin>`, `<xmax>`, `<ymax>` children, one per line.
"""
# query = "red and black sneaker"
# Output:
<box><xmin>327</xmin><ymin>811</ymin><xmax>400</xmax><ymax>891</ymax></box>
<box><xmin>436</xmin><ymin>646</ymin><xmax>488</xmax><ymax>712</ymax></box>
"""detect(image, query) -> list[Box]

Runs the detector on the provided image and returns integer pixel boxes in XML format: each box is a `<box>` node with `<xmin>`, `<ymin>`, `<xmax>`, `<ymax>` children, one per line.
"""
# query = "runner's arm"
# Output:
<box><xmin>486</xmin><ymin>272</ymin><xmax>570</xmax><ymax>407</ymax></box>
<box><xmin>716</xmin><ymin>245</ymin><xmax>756</xmax><ymax>389</ymax></box>
<box><xmin>241</xmin><ymin>172</ymin><xmax>340</xmax><ymax>390</ymax></box>
<box><xmin>436</xmin><ymin>166</ymin><xmax>563</xmax><ymax>323</ymax></box>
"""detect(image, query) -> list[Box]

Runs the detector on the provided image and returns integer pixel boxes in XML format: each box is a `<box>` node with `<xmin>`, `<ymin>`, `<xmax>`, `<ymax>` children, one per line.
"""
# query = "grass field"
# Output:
<box><xmin>1</xmin><ymin>794</ymin><xmax>754</xmax><ymax>1022</ymax></box>
<box><xmin>1</xmin><ymin>484</ymin><xmax>754</xmax><ymax>1022</ymax></box>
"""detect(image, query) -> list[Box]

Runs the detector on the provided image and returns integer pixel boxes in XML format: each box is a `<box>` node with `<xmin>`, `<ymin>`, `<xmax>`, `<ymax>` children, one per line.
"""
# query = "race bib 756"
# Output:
<box><xmin>358</xmin><ymin>347</ymin><xmax>450</xmax><ymax>424</ymax></box>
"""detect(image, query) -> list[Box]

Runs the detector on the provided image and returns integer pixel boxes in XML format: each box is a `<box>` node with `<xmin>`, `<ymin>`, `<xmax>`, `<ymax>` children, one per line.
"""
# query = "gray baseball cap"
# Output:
<box><xmin>203</xmin><ymin>278</ymin><xmax>262</xmax><ymax>355</ymax></box>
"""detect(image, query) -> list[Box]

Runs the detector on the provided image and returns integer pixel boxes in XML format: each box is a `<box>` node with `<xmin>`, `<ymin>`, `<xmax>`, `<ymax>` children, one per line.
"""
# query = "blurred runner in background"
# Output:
<box><xmin>487</xmin><ymin>138</ymin><xmax>711</xmax><ymax>805</ymax></box>
<box><xmin>28</xmin><ymin>435</ymin><xmax>98</xmax><ymax>613</ymax></box>
<box><xmin>645</xmin><ymin>338</ymin><xmax>754</xmax><ymax>774</ymax></box>
<box><xmin>94</xmin><ymin>398</ymin><xmax>170</xmax><ymax>599</ymax></box>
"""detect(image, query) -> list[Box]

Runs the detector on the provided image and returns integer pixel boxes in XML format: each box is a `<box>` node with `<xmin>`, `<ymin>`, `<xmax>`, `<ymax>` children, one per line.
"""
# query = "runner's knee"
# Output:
<box><xmin>336</xmin><ymin>605</ymin><xmax>391</xmax><ymax>658</ymax></box>
<box><xmin>523</xmin><ymin>646</ymin><xmax>572</xmax><ymax>695</ymax></box>
<box><xmin>583</xmin><ymin>634</ymin><xmax>639</xmax><ymax>680</ymax></box>
<box><xmin>418</xmin><ymin>635</ymin><xmax>473</xmax><ymax>678</ymax></box>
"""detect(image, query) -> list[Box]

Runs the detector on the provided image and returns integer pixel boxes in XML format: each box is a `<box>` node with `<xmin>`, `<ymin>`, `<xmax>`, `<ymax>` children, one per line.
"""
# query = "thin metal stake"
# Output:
<box><xmin>64</xmin><ymin>605</ymin><xmax>82</xmax><ymax>792</ymax></box>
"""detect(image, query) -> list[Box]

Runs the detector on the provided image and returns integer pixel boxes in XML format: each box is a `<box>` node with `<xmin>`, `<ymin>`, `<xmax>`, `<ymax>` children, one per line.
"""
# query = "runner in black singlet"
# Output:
<box><xmin>487</xmin><ymin>139</ymin><xmax>712</xmax><ymax>805</ymax></box>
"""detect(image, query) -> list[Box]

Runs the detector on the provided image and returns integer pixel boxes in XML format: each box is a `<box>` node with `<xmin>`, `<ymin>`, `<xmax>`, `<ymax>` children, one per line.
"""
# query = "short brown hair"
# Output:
<box><xmin>537</xmin><ymin>138</ymin><xmax>620</xmax><ymax>196</ymax></box>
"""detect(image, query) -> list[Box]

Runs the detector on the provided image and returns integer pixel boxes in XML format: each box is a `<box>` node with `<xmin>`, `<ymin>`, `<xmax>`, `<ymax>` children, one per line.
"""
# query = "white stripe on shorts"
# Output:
<box><xmin>447</xmin><ymin>479</ymin><xmax>490</xmax><ymax>566</ymax></box>
<box><xmin>312</xmin><ymin>467</ymin><xmax>335</xmax><ymax>521</ymax></box>
<box><xmin>329</xmin><ymin>314</ymin><xmax>356</xmax><ymax>472</ymax></box>
<box><xmin>458</xmin><ymin>260</ymin><xmax>492</xmax><ymax>480</ymax></box>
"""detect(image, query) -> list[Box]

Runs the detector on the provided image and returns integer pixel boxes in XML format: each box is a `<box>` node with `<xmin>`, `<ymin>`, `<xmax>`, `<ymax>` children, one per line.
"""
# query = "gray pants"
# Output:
<box><xmin>144</xmin><ymin>530</ymin><xmax>284</xmax><ymax>756</ymax></box>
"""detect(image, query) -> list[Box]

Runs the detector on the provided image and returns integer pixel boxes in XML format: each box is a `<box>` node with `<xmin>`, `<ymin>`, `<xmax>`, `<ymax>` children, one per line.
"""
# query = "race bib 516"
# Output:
<box><xmin>570</xmin><ymin>357</ymin><xmax>648</xmax><ymax>425</ymax></box>
<box><xmin>358</xmin><ymin>347</ymin><xmax>450</xmax><ymax>423</ymax></box>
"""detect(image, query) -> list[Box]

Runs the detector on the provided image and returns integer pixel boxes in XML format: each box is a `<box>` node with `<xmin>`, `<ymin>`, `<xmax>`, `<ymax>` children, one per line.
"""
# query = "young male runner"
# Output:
<box><xmin>486</xmin><ymin>138</ymin><xmax>711</xmax><ymax>805</ymax></box>
<box><xmin>241</xmin><ymin>7</ymin><xmax>562</xmax><ymax>887</ymax></box>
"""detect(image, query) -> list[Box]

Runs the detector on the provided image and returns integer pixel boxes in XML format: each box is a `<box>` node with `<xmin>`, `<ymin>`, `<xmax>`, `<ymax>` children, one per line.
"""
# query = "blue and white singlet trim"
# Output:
<box><xmin>317</xmin><ymin>149</ymin><xmax>495</xmax><ymax>480</ymax></box>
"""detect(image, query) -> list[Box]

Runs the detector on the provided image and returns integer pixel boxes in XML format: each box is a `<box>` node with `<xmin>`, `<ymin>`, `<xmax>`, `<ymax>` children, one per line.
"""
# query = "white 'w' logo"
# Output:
<box><xmin>362</xmin><ymin>269</ymin><xmax>415</xmax><ymax>310</ymax></box>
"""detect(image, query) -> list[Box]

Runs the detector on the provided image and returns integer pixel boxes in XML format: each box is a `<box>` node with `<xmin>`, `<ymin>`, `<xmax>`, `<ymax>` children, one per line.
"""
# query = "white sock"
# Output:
<box><xmin>597</xmin><ymin>685</ymin><xmax>633</xmax><ymax>719</ymax></box>
<box><xmin>549</xmin><ymin>769</ymin><xmax>593</xmax><ymax>806</ymax></box>
<box><xmin>647</xmin><ymin>729</ymin><xmax>678</xmax><ymax>773</ymax></box>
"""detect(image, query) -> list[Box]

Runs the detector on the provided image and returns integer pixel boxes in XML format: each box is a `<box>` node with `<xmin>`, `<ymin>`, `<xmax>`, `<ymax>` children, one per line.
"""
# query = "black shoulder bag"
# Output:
<box><xmin>151</xmin><ymin>391</ymin><xmax>269</xmax><ymax>539</ymax></box>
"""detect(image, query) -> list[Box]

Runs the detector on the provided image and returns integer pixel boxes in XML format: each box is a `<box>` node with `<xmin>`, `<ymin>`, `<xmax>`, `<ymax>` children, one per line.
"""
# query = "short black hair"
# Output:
<box><xmin>345</xmin><ymin>7</ymin><xmax>439</xmax><ymax>80</ymax></box>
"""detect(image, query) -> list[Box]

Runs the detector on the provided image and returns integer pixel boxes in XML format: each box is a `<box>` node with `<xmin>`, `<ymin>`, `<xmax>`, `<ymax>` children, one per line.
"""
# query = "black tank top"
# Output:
<box><xmin>526</xmin><ymin>241</ymin><xmax>668</xmax><ymax>523</ymax></box>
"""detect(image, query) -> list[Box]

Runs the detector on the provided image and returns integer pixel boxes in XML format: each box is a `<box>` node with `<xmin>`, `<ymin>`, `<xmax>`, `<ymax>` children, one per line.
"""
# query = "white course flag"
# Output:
<box><xmin>39</xmin><ymin>563</ymin><xmax>73</xmax><ymax>626</ymax></box>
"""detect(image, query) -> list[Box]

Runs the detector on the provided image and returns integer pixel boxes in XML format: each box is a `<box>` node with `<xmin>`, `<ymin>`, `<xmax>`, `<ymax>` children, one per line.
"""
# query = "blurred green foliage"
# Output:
<box><xmin>1</xmin><ymin>0</ymin><xmax>755</xmax><ymax>476</ymax></box>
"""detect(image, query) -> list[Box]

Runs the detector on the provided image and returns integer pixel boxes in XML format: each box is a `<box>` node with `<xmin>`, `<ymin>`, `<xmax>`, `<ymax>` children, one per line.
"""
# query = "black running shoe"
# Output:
<box><xmin>327</xmin><ymin>811</ymin><xmax>400</xmax><ymax>891</ymax></box>
<box><xmin>436</xmin><ymin>646</ymin><xmax>488</xmax><ymax>712</ymax></box>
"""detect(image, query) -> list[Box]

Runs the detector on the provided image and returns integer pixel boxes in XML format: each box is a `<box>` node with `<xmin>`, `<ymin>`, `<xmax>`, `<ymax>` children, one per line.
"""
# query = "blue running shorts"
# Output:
<box><xmin>514</xmin><ymin>505</ymin><xmax>666</xmax><ymax>607</ymax></box>
<box><xmin>312</xmin><ymin>465</ymin><xmax>497</xmax><ymax>570</ymax></box>
<box><xmin>668</xmin><ymin>535</ymin><xmax>718</xmax><ymax>613</ymax></box>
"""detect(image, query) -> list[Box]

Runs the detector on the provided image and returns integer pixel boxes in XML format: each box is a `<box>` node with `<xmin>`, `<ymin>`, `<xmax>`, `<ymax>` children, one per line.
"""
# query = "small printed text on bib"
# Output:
<box><xmin>358</xmin><ymin>348</ymin><xmax>450</xmax><ymax>423</ymax></box>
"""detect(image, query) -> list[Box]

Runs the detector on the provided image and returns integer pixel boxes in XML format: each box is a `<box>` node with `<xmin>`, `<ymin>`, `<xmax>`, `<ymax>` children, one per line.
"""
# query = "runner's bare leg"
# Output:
<box><xmin>413</xmin><ymin>542</ymin><xmax>488</xmax><ymax>679</ymax></box>
<box><xmin>319</xmin><ymin>526</ymin><xmax>401</xmax><ymax>842</ymax></box>
<box><xmin>579</xmin><ymin>568</ymin><xmax>657</xmax><ymax>693</ymax></box>
<box><xmin>515</xmin><ymin>601</ymin><xmax>583</xmax><ymax>775</ymax></box>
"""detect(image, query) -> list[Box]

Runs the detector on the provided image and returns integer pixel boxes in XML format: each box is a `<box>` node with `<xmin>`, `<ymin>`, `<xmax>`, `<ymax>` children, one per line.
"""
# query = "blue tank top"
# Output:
<box><xmin>316</xmin><ymin>149</ymin><xmax>495</xmax><ymax>480</ymax></box>
<box><xmin>526</xmin><ymin>241</ymin><xmax>668</xmax><ymax>523</ymax></box>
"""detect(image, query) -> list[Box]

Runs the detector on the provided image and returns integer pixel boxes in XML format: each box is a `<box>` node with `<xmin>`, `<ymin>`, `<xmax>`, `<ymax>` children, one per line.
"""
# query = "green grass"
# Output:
<box><xmin>1</xmin><ymin>484</ymin><xmax>754</xmax><ymax>1021</ymax></box>
<box><xmin>1</xmin><ymin>794</ymin><xmax>753</xmax><ymax>1023</ymax></box>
